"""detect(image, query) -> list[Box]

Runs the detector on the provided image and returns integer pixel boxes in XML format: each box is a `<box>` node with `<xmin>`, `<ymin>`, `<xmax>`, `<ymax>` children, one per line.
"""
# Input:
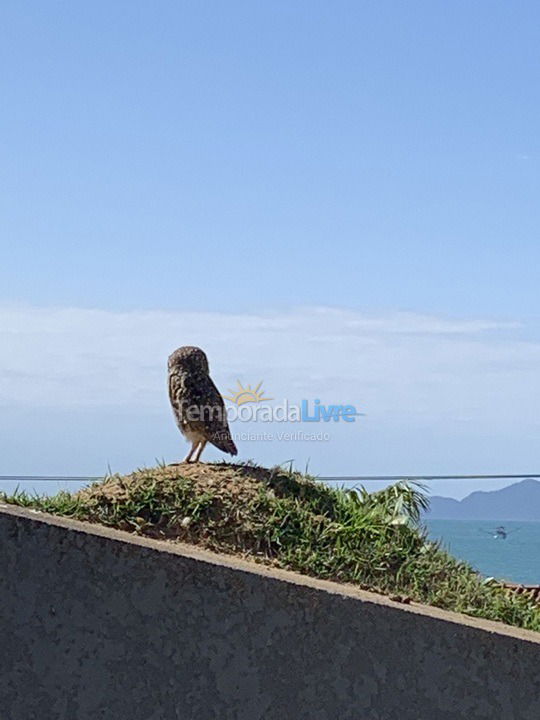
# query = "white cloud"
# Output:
<box><xmin>1</xmin><ymin>304</ymin><xmax>540</xmax><ymax>484</ymax></box>
<box><xmin>0</xmin><ymin>304</ymin><xmax>536</xmax><ymax>423</ymax></box>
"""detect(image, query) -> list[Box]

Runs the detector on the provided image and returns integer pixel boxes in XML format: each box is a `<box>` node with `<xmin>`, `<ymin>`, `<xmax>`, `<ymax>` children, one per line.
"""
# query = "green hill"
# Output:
<box><xmin>2</xmin><ymin>462</ymin><xmax>539</xmax><ymax>632</ymax></box>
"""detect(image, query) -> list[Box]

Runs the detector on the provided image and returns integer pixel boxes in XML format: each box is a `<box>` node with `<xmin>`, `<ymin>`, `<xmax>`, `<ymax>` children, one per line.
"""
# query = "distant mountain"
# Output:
<box><xmin>426</xmin><ymin>479</ymin><xmax>540</xmax><ymax>521</ymax></box>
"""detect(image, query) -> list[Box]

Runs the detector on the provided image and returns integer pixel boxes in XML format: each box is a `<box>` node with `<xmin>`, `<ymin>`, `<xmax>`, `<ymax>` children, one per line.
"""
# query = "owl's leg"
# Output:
<box><xmin>192</xmin><ymin>441</ymin><xmax>207</xmax><ymax>463</ymax></box>
<box><xmin>183</xmin><ymin>442</ymin><xmax>198</xmax><ymax>463</ymax></box>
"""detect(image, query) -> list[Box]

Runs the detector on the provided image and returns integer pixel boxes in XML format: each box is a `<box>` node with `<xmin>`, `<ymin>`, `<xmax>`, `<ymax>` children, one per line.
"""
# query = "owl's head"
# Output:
<box><xmin>168</xmin><ymin>346</ymin><xmax>210</xmax><ymax>375</ymax></box>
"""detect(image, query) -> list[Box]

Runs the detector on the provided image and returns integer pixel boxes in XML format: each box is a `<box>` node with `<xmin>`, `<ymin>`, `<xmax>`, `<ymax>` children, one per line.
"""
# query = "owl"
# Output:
<box><xmin>168</xmin><ymin>346</ymin><xmax>238</xmax><ymax>463</ymax></box>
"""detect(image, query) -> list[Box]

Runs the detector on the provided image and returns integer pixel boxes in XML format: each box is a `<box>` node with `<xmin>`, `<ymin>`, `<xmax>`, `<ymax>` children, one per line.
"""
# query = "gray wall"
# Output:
<box><xmin>1</xmin><ymin>505</ymin><xmax>539</xmax><ymax>720</ymax></box>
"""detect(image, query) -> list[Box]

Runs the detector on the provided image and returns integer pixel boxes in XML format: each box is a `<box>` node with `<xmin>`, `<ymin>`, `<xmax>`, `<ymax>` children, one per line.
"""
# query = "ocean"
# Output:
<box><xmin>426</xmin><ymin>519</ymin><xmax>540</xmax><ymax>585</ymax></box>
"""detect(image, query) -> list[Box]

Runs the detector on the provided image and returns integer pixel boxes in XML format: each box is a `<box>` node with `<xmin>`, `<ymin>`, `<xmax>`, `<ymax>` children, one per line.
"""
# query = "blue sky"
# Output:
<box><xmin>1</xmin><ymin>2</ymin><xmax>540</xmax><ymax>497</ymax></box>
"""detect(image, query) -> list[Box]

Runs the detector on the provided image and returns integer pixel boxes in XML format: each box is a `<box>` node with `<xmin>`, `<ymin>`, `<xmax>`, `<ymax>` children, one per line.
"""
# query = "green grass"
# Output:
<box><xmin>3</xmin><ymin>462</ymin><xmax>539</xmax><ymax>632</ymax></box>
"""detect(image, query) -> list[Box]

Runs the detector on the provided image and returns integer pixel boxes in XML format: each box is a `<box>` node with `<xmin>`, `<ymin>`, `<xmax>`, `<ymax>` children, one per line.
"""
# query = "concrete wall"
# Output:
<box><xmin>1</xmin><ymin>505</ymin><xmax>539</xmax><ymax>720</ymax></box>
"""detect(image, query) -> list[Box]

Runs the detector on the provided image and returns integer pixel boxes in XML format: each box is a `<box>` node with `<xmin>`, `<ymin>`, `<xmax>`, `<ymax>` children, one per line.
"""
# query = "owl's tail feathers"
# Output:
<box><xmin>211</xmin><ymin>430</ymin><xmax>238</xmax><ymax>456</ymax></box>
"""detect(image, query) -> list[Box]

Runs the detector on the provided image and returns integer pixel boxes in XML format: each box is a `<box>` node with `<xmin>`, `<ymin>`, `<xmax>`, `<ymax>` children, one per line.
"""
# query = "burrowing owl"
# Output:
<box><xmin>168</xmin><ymin>346</ymin><xmax>238</xmax><ymax>463</ymax></box>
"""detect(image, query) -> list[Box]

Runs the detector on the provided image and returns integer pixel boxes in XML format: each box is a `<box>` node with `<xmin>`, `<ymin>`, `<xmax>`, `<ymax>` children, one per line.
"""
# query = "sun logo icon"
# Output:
<box><xmin>223</xmin><ymin>380</ymin><xmax>273</xmax><ymax>406</ymax></box>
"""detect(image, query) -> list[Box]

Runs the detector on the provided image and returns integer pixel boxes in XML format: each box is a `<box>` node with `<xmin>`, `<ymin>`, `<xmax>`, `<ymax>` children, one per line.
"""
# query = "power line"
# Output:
<box><xmin>0</xmin><ymin>476</ymin><xmax>99</xmax><ymax>482</ymax></box>
<box><xmin>0</xmin><ymin>473</ymin><xmax>539</xmax><ymax>483</ymax></box>
<box><xmin>320</xmin><ymin>474</ymin><xmax>540</xmax><ymax>482</ymax></box>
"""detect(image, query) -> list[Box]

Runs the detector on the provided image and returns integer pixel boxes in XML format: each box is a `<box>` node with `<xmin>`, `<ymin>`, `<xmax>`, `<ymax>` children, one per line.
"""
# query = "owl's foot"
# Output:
<box><xmin>169</xmin><ymin>440</ymin><xmax>208</xmax><ymax>465</ymax></box>
<box><xmin>192</xmin><ymin>441</ymin><xmax>207</xmax><ymax>463</ymax></box>
<box><xmin>181</xmin><ymin>441</ymin><xmax>197</xmax><ymax>463</ymax></box>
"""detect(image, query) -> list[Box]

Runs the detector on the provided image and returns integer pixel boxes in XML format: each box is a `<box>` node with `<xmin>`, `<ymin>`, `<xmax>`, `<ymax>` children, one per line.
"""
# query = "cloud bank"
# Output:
<box><xmin>0</xmin><ymin>304</ymin><xmax>538</xmax><ymax>486</ymax></box>
<box><xmin>0</xmin><ymin>304</ymin><xmax>530</xmax><ymax>416</ymax></box>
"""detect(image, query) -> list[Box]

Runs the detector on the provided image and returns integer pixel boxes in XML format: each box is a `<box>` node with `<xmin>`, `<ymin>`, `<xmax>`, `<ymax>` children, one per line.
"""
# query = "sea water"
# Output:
<box><xmin>426</xmin><ymin>519</ymin><xmax>540</xmax><ymax>585</ymax></box>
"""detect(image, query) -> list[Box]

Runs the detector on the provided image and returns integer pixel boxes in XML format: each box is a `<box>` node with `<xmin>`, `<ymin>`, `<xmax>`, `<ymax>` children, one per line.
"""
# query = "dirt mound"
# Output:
<box><xmin>79</xmin><ymin>462</ymin><xmax>272</xmax><ymax>506</ymax></box>
<box><xmin>76</xmin><ymin>462</ymin><xmax>314</xmax><ymax>553</ymax></box>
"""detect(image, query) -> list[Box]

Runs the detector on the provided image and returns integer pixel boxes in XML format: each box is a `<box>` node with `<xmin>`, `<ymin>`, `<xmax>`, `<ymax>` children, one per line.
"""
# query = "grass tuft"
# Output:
<box><xmin>2</xmin><ymin>462</ymin><xmax>539</xmax><ymax>632</ymax></box>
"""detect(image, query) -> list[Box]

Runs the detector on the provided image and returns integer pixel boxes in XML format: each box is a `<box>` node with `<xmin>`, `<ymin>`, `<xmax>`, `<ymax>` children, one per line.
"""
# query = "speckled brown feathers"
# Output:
<box><xmin>168</xmin><ymin>346</ymin><xmax>238</xmax><ymax>463</ymax></box>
